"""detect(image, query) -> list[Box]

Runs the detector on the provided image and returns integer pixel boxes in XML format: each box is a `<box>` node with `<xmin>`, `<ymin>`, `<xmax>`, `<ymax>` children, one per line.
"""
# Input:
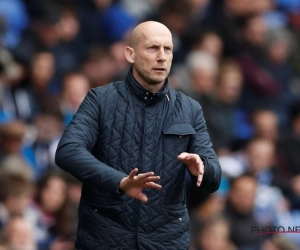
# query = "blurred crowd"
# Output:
<box><xmin>0</xmin><ymin>0</ymin><xmax>300</xmax><ymax>249</ymax></box>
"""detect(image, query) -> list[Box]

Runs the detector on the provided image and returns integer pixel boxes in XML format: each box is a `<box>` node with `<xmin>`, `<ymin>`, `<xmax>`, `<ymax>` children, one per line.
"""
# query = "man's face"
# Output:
<box><xmin>130</xmin><ymin>26</ymin><xmax>173</xmax><ymax>88</ymax></box>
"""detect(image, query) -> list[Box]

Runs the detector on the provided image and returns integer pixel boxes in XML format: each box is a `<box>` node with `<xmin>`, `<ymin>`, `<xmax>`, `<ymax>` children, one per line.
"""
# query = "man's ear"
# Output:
<box><xmin>125</xmin><ymin>46</ymin><xmax>134</xmax><ymax>63</ymax></box>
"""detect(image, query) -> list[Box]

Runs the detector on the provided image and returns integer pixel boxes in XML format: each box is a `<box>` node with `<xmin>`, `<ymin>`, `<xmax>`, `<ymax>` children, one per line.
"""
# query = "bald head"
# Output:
<box><xmin>125</xmin><ymin>21</ymin><xmax>173</xmax><ymax>93</ymax></box>
<box><xmin>129</xmin><ymin>21</ymin><xmax>172</xmax><ymax>48</ymax></box>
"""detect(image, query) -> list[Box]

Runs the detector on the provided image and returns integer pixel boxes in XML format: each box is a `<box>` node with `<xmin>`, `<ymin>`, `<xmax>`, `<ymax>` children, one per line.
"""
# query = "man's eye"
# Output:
<box><xmin>164</xmin><ymin>48</ymin><xmax>173</xmax><ymax>54</ymax></box>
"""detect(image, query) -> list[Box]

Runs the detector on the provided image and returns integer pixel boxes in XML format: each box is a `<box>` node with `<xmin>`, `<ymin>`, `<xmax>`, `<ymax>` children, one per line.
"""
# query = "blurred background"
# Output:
<box><xmin>0</xmin><ymin>0</ymin><xmax>300</xmax><ymax>249</ymax></box>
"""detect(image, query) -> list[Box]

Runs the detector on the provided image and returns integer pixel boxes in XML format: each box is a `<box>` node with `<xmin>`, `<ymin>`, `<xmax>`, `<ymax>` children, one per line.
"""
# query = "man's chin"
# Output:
<box><xmin>148</xmin><ymin>77</ymin><xmax>167</xmax><ymax>86</ymax></box>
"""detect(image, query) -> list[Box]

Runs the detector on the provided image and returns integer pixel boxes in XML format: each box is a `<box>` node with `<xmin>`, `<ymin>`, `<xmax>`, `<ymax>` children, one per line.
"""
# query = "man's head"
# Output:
<box><xmin>251</xmin><ymin>109</ymin><xmax>279</xmax><ymax>141</ymax></box>
<box><xmin>228</xmin><ymin>175</ymin><xmax>257</xmax><ymax>215</ymax></box>
<box><xmin>0</xmin><ymin>120</ymin><xmax>26</xmax><ymax>155</ymax></box>
<box><xmin>246</xmin><ymin>138</ymin><xmax>275</xmax><ymax>174</ymax></box>
<box><xmin>125</xmin><ymin>21</ymin><xmax>173</xmax><ymax>92</ymax></box>
<box><xmin>62</xmin><ymin>71</ymin><xmax>90</xmax><ymax>111</ymax></box>
<box><xmin>0</xmin><ymin>173</ymin><xmax>34</xmax><ymax>216</ymax></box>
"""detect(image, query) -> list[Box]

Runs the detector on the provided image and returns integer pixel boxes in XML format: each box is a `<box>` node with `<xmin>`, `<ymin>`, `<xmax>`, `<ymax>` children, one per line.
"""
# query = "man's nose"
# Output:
<box><xmin>158</xmin><ymin>48</ymin><xmax>166</xmax><ymax>61</ymax></box>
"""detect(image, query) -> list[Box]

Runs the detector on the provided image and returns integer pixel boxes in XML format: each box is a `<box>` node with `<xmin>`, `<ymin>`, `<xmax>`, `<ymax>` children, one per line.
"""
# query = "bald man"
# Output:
<box><xmin>56</xmin><ymin>21</ymin><xmax>221</xmax><ymax>250</ymax></box>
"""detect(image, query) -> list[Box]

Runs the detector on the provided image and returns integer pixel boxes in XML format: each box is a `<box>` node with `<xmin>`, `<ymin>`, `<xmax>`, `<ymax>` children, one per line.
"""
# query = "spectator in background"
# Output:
<box><xmin>120</xmin><ymin>0</ymin><xmax>161</xmax><ymax>22</ymax></box>
<box><xmin>51</xmin><ymin>175</ymin><xmax>81</xmax><ymax>247</ymax></box>
<box><xmin>0</xmin><ymin>120</ymin><xmax>34</xmax><ymax>179</ymax></box>
<box><xmin>202</xmin><ymin>0</ymin><xmax>253</xmax><ymax>57</ymax></box>
<box><xmin>92</xmin><ymin>0</ymin><xmax>136</xmax><ymax>43</ymax></box>
<box><xmin>145</xmin><ymin>0</ymin><xmax>194</xmax><ymax>65</ymax></box>
<box><xmin>250</xmin><ymin>108</ymin><xmax>279</xmax><ymax>142</ymax></box>
<box><xmin>187</xmin><ymin>0</ymin><xmax>212</xmax><ymax>24</ymax></box>
<box><xmin>49</xmin><ymin>237</ymin><xmax>73</xmax><ymax>250</ymax></box>
<box><xmin>0</xmin><ymin>173</ymin><xmax>35</xmax><ymax>231</ymax></box>
<box><xmin>277</xmin><ymin>102</ymin><xmax>300</xmax><ymax>242</ymax></box>
<box><xmin>83</xmin><ymin>46</ymin><xmax>116</xmax><ymax>87</ymax></box>
<box><xmin>31</xmin><ymin>97</ymin><xmax>64</xmax><ymax>178</ymax></box>
<box><xmin>225</xmin><ymin>174</ymin><xmax>266</xmax><ymax>249</ymax></box>
<box><xmin>189</xmin><ymin>29</ymin><xmax>224</xmax><ymax>60</ymax></box>
<box><xmin>33</xmin><ymin>171</ymin><xmax>68</xmax><ymax>249</ymax></box>
<box><xmin>12</xmin><ymin>1</ymin><xmax>62</xmax><ymax>66</ymax></box>
<box><xmin>47</xmin><ymin>175</ymin><xmax>82</xmax><ymax>250</ymax></box>
<box><xmin>278</xmin><ymin>101</ymin><xmax>300</xmax><ymax>176</ymax></box>
<box><xmin>49</xmin><ymin>1</ymin><xmax>88</xmax><ymax>94</ymax></box>
<box><xmin>110</xmin><ymin>41</ymin><xmax>131</xmax><ymax>80</ymax></box>
<box><xmin>235</xmin><ymin>14</ymin><xmax>281</xmax><ymax>114</ymax></box>
<box><xmin>285</xmin><ymin>175</ymin><xmax>300</xmax><ymax>211</ymax></box>
<box><xmin>219</xmin><ymin>135</ymin><xmax>285</xmax><ymax>187</ymax></box>
<box><xmin>8</xmin><ymin>50</ymin><xmax>57</xmax><ymax>122</ymax></box>
<box><xmin>218</xmin><ymin>137</ymin><xmax>290</xmax><ymax>229</ymax></box>
<box><xmin>0</xmin><ymin>50</ymin><xmax>27</xmax><ymax>122</ymax></box>
<box><xmin>52</xmin><ymin>4</ymin><xmax>87</xmax><ymax>90</ymax></box>
<box><xmin>0</xmin><ymin>231</ymin><xmax>9</xmax><ymax>250</ymax></box>
<box><xmin>262</xmin><ymin>27</ymin><xmax>295</xmax><ymax>126</ymax></box>
<box><xmin>0</xmin><ymin>0</ymin><xmax>29</xmax><ymax>49</ymax></box>
<box><xmin>27</xmin><ymin>50</ymin><xmax>56</xmax><ymax>105</ymax></box>
<box><xmin>203</xmin><ymin>59</ymin><xmax>244</xmax><ymax>154</ymax></box>
<box><xmin>249</xmin><ymin>109</ymin><xmax>292</xmax><ymax>187</ymax></box>
<box><xmin>59</xmin><ymin>71</ymin><xmax>90</xmax><ymax>126</ymax></box>
<box><xmin>261</xmin><ymin>235</ymin><xmax>298</xmax><ymax>250</ymax></box>
<box><xmin>245</xmin><ymin>138</ymin><xmax>276</xmax><ymax>186</ymax></box>
<box><xmin>189</xmin><ymin>189</ymin><xmax>227</xmax><ymax>248</ymax></box>
<box><xmin>194</xmin><ymin>215</ymin><xmax>237</xmax><ymax>250</ymax></box>
<box><xmin>245</xmin><ymin>138</ymin><xmax>289</xmax><ymax>227</ymax></box>
<box><xmin>174</xmin><ymin>51</ymin><xmax>218</xmax><ymax>112</ymax></box>
<box><xmin>274</xmin><ymin>177</ymin><xmax>300</xmax><ymax>247</ymax></box>
<box><xmin>78</xmin><ymin>0</ymin><xmax>136</xmax><ymax>47</ymax></box>
<box><xmin>3</xmin><ymin>216</ymin><xmax>36</xmax><ymax>250</ymax></box>
<box><xmin>13</xmin><ymin>1</ymin><xmax>85</xmax><ymax>94</ymax></box>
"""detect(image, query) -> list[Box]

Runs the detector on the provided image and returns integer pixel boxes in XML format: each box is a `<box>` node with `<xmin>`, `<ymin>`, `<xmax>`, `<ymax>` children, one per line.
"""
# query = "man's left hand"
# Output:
<box><xmin>177</xmin><ymin>152</ymin><xmax>204</xmax><ymax>187</ymax></box>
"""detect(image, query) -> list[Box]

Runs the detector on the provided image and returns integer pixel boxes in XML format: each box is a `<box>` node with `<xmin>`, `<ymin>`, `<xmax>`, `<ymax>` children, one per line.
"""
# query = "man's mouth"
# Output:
<box><xmin>153</xmin><ymin>68</ymin><xmax>165</xmax><ymax>72</ymax></box>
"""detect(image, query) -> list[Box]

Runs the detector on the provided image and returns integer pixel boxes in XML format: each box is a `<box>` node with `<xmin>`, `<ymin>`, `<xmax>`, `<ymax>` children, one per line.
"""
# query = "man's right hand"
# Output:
<box><xmin>119</xmin><ymin>168</ymin><xmax>162</xmax><ymax>202</ymax></box>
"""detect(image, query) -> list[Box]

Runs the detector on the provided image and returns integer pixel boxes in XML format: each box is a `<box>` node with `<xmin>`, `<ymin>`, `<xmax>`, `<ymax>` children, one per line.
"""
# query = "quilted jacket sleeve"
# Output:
<box><xmin>55</xmin><ymin>88</ymin><xmax>127</xmax><ymax>194</ymax></box>
<box><xmin>188</xmin><ymin>102</ymin><xmax>222</xmax><ymax>193</ymax></box>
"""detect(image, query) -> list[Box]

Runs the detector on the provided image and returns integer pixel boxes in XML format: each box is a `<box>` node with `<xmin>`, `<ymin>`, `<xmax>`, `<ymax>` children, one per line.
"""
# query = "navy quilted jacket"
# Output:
<box><xmin>55</xmin><ymin>70</ymin><xmax>222</xmax><ymax>250</ymax></box>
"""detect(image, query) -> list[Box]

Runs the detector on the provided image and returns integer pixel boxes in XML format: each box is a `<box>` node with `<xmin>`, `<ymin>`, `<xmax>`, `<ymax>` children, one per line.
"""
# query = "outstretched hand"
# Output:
<box><xmin>119</xmin><ymin>168</ymin><xmax>162</xmax><ymax>202</ymax></box>
<box><xmin>177</xmin><ymin>152</ymin><xmax>204</xmax><ymax>187</ymax></box>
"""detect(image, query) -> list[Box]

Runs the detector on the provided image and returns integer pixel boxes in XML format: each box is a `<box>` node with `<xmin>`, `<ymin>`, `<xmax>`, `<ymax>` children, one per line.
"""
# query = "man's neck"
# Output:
<box><xmin>132</xmin><ymin>70</ymin><xmax>165</xmax><ymax>94</ymax></box>
<box><xmin>140</xmin><ymin>82</ymin><xmax>164</xmax><ymax>94</ymax></box>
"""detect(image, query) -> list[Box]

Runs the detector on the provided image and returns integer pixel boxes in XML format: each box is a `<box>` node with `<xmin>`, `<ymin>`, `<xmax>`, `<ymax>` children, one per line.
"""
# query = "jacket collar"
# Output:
<box><xmin>125</xmin><ymin>68</ymin><xmax>170</xmax><ymax>105</ymax></box>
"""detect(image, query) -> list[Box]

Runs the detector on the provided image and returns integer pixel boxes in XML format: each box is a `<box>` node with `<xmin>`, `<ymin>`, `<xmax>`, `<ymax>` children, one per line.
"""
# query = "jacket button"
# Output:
<box><xmin>179</xmin><ymin>218</ymin><xmax>182</xmax><ymax>221</ymax></box>
<box><xmin>95</xmin><ymin>209</ymin><xmax>98</xmax><ymax>212</ymax></box>
<box><xmin>179</xmin><ymin>136</ymin><xmax>182</xmax><ymax>138</ymax></box>
<box><xmin>144</xmin><ymin>97</ymin><xmax>148</xmax><ymax>100</ymax></box>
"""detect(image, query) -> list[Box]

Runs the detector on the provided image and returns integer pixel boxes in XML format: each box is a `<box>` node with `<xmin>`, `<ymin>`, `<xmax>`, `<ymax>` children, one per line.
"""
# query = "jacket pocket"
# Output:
<box><xmin>161</xmin><ymin>204</ymin><xmax>189</xmax><ymax>231</ymax></box>
<box><xmin>164</xmin><ymin>203</ymin><xmax>187</xmax><ymax>219</ymax></box>
<box><xmin>163</xmin><ymin>123</ymin><xmax>196</xmax><ymax>136</ymax></box>
<box><xmin>86</xmin><ymin>200</ymin><xmax>125</xmax><ymax>218</ymax></box>
<box><xmin>163</xmin><ymin>123</ymin><xmax>196</xmax><ymax>154</ymax></box>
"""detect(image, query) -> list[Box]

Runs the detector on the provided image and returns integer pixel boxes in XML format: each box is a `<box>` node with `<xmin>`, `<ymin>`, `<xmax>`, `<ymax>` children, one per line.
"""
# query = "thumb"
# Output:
<box><xmin>177</xmin><ymin>152</ymin><xmax>189</xmax><ymax>161</ymax></box>
<box><xmin>135</xmin><ymin>193</ymin><xmax>148</xmax><ymax>203</ymax></box>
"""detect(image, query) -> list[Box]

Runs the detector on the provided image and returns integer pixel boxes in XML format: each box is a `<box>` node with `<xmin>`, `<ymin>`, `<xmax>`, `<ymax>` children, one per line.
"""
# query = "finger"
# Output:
<box><xmin>135</xmin><ymin>192</ymin><xmax>148</xmax><ymax>203</ymax></box>
<box><xmin>142</xmin><ymin>176</ymin><xmax>160</xmax><ymax>183</ymax></box>
<box><xmin>196</xmin><ymin>172</ymin><xmax>203</xmax><ymax>187</ymax></box>
<box><xmin>199</xmin><ymin>162</ymin><xmax>205</xmax><ymax>175</ymax></box>
<box><xmin>136</xmin><ymin>172</ymin><xmax>154</xmax><ymax>181</ymax></box>
<box><xmin>145</xmin><ymin>182</ymin><xmax>162</xmax><ymax>189</ymax></box>
<box><xmin>194</xmin><ymin>155</ymin><xmax>201</xmax><ymax>165</ymax></box>
<box><xmin>196</xmin><ymin>162</ymin><xmax>205</xmax><ymax>187</ymax></box>
<box><xmin>187</xmin><ymin>153</ymin><xmax>200</xmax><ymax>163</ymax></box>
<box><xmin>128</xmin><ymin>168</ymin><xmax>138</xmax><ymax>179</ymax></box>
<box><xmin>177</xmin><ymin>152</ymin><xmax>189</xmax><ymax>161</ymax></box>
